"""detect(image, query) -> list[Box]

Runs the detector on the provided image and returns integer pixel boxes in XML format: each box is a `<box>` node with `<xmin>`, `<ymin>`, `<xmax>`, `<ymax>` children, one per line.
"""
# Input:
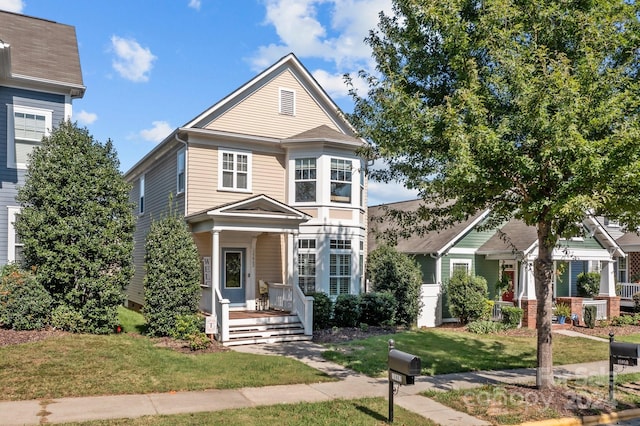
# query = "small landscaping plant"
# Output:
<box><xmin>358</xmin><ymin>291</ymin><xmax>397</xmax><ymax>326</ymax></box>
<box><xmin>467</xmin><ymin>320</ymin><xmax>504</xmax><ymax>334</ymax></box>
<box><xmin>0</xmin><ymin>264</ymin><xmax>53</xmax><ymax>330</ymax></box>
<box><xmin>501</xmin><ymin>306</ymin><xmax>523</xmax><ymax>329</ymax></box>
<box><xmin>312</xmin><ymin>292</ymin><xmax>333</xmax><ymax>330</ymax></box>
<box><xmin>577</xmin><ymin>272</ymin><xmax>601</xmax><ymax>298</ymax></box>
<box><xmin>446</xmin><ymin>269</ymin><xmax>488</xmax><ymax>324</ymax></box>
<box><xmin>50</xmin><ymin>304</ymin><xmax>86</xmax><ymax>332</ymax></box>
<box><xmin>554</xmin><ymin>302</ymin><xmax>571</xmax><ymax>319</ymax></box>
<box><xmin>633</xmin><ymin>291</ymin><xmax>640</xmax><ymax>313</ymax></box>
<box><xmin>333</xmin><ymin>294</ymin><xmax>361</xmax><ymax>327</ymax></box>
<box><xmin>584</xmin><ymin>305</ymin><xmax>597</xmax><ymax>328</ymax></box>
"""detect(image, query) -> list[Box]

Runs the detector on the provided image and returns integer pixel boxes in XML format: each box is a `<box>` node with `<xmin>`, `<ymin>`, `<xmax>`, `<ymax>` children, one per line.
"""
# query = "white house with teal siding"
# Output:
<box><xmin>369</xmin><ymin>200</ymin><xmax>623</xmax><ymax>328</ymax></box>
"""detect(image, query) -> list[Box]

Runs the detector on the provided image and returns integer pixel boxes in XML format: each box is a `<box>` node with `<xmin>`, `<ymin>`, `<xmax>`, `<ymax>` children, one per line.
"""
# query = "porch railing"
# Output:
<box><xmin>582</xmin><ymin>299</ymin><xmax>607</xmax><ymax>321</ymax></box>
<box><xmin>292</xmin><ymin>284</ymin><xmax>314</xmax><ymax>336</ymax></box>
<box><xmin>214</xmin><ymin>286</ymin><xmax>229</xmax><ymax>342</ymax></box>
<box><xmin>619</xmin><ymin>283</ymin><xmax>640</xmax><ymax>300</ymax></box>
<box><xmin>492</xmin><ymin>301</ymin><xmax>514</xmax><ymax>321</ymax></box>
<box><xmin>268</xmin><ymin>282</ymin><xmax>293</xmax><ymax>311</ymax></box>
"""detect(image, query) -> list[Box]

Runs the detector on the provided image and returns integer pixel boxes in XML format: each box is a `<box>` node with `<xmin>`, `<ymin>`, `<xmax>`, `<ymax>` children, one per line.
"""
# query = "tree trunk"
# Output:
<box><xmin>535</xmin><ymin>221</ymin><xmax>555</xmax><ymax>389</ymax></box>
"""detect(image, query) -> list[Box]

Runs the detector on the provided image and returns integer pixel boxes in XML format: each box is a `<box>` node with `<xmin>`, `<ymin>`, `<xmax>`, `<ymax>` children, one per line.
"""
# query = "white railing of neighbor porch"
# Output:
<box><xmin>268</xmin><ymin>282</ymin><xmax>293</xmax><ymax>311</ymax></box>
<box><xmin>582</xmin><ymin>299</ymin><xmax>607</xmax><ymax>321</ymax></box>
<box><xmin>214</xmin><ymin>286</ymin><xmax>230</xmax><ymax>342</ymax></box>
<box><xmin>619</xmin><ymin>283</ymin><xmax>640</xmax><ymax>300</ymax></box>
<box><xmin>292</xmin><ymin>284</ymin><xmax>314</xmax><ymax>336</ymax></box>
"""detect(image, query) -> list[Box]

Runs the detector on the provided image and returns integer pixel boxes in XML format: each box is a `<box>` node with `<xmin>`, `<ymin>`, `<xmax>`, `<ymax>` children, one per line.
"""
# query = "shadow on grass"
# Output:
<box><xmin>354</xmin><ymin>403</ymin><xmax>388</xmax><ymax>422</ymax></box>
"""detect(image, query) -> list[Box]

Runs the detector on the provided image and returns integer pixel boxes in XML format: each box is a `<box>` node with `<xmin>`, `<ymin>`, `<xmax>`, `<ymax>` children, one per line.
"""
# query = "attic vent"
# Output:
<box><xmin>279</xmin><ymin>88</ymin><xmax>295</xmax><ymax>116</ymax></box>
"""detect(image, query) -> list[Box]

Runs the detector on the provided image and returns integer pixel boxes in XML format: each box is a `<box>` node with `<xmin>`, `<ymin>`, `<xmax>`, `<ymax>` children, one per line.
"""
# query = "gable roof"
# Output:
<box><xmin>368</xmin><ymin>199</ymin><xmax>489</xmax><ymax>255</ymax></box>
<box><xmin>187</xmin><ymin>194</ymin><xmax>310</xmax><ymax>223</ymax></box>
<box><xmin>0</xmin><ymin>10</ymin><xmax>84</xmax><ymax>97</ymax></box>
<box><xmin>282</xmin><ymin>124</ymin><xmax>363</xmax><ymax>148</ymax></box>
<box><xmin>477</xmin><ymin>219</ymin><xmax>538</xmax><ymax>255</ymax></box>
<box><xmin>184</xmin><ymin>53</ymin><xmax>356</xmax><ymax>136</ymax></box>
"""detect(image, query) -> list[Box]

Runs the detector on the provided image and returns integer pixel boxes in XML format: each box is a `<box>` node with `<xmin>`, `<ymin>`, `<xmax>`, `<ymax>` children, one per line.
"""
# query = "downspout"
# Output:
<box><xmin>174</xmin><ymin>132</ymin><xmax>188</xmax><ymax>217</ymax></box>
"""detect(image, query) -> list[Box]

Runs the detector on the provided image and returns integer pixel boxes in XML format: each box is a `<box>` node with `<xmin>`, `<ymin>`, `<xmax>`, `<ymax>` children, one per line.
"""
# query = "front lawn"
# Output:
<box><xmin>322</xmin><ymin>328</ymin><xmax>609</xmax><ymax>377</ymax></box>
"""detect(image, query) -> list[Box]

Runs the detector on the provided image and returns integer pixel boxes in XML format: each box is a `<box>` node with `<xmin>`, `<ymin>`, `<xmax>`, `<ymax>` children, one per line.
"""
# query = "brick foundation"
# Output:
<box><xmin>521</xmin><ymin>299</ymin><xmax>537</xmax><ymax>329</ymax></box>
<box><xmin>556</xmin><ymin>297</ymin><xmax>584</xmax><ymax>326</ymax></box>
<box><xmin>594</xmin><ymin>296</ymin><xmax>621</xmax><ymax>319</ymax></box>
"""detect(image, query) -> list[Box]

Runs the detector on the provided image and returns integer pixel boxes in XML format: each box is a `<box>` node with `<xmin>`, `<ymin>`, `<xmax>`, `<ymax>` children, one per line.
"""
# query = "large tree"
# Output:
<box><xmin>16</xmin><ymin>121</ymin><xmax>134</xmax><ymax>334</ymax></box>
<box><xmin>350</xmin><ymin>0</ymin><xmax>640</xmax><ymax>388</ymax></box>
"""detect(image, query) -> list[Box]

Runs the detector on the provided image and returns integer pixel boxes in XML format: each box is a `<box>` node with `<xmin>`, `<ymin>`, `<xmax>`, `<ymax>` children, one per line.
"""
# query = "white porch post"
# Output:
<box><xmin>287</xmin><ymin>232</ymin><xmax>295</xmax><ymax>285</ymax></box>
<box><xmin>599</xmin><ymin>260</ymin><xmax>616</xmax><ymax>297</ymax></box>
<box><xmin>519</xmin><ymin>260</ymin><xmax>536</xmax><ymax>301</ymax></box>
<box><xmin>212</xmin><ymin>230</ymin><xmax>220</xmax><ymax>295</ymax></box>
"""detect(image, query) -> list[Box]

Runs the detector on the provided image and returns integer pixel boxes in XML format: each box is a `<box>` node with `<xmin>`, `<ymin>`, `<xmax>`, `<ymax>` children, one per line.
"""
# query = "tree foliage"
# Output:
<box><xmin>16</xmin><ymin>121</ymin><xmax>134</xmax><ymax>334</ymax></box>
<box><xmin>143</xmin><ymin>207</ymin><xmax>202</xmax><ymax>337</ymax></box>
<box><xmin>366</xmin><ymin>245</ymin><xmax>422</xmax><ymax>326</ymax></box>
<box><xmin>350</xmin><ymin>0</ymin><xmax>640</xmax><ymax>388</ymax></box>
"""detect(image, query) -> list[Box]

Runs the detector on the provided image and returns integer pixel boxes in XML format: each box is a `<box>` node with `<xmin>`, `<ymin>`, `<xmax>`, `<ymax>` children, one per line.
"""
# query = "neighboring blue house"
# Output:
<box><xmin>0</xmin><ymin>10</ymin><xmax>85</xmax><ymax>264</ymax></box>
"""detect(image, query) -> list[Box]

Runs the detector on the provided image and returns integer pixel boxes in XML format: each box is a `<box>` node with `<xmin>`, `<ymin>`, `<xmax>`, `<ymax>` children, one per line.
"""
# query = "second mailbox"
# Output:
<box><xmin>388</xmin><ymin>349</ymin><xmax>421</xmax><ymax>377</ymax></box>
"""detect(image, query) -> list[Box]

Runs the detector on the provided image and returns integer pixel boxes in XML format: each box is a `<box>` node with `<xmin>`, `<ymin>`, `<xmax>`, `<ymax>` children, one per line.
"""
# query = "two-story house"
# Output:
<box><xmin>125</xmin><ymin>53</ymin><xmax>367</xmax><ymax>345</ymax></box>
<box><xmin>0</xmin><ymin>11</ymin><xmax>85</xmax><ymax>266</ymax></box>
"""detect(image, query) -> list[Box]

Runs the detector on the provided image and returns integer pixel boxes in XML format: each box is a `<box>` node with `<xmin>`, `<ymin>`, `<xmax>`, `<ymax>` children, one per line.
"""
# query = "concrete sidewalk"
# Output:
<box><xmin>1</xmin><ymin>336</ymin><xmax>637</xmax><ymax>426</ymax></box>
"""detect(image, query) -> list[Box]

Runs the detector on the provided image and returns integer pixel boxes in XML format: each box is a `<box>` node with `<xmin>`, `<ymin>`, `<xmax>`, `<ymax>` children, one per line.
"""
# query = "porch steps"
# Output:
<box><xmin>224</xmin><ymin>314</ymin><xmax>311</xmax><ymax>346</ymax></box>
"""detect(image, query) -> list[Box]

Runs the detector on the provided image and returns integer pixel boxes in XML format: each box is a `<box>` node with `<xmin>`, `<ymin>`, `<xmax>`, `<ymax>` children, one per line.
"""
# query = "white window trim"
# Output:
<box><xmin>297</xmin><ymin>239</ymin><xmax>317</xmax><ymax>294</ymax></box>
<box><xmin>279</xmin><ymin>87</ymin><xmax>296</xmax><ymax>116</ymax></box>
<box><xmin>293</xmin><ymin>157</ymin><xmax>317</xmax><ymax>204</ymax></box>
<box><xmin>177</xmin><ymin>148</ymin><xmax>186</xmax><ymax>194</ymax></box>
<box><xmin>218</xmin><ymin>149</ymin><xmax>252</xmax><ymax>192</ymax></box>
<box><xmin>450</xmin><ymin>258</ymin><xmax>472</xmax><ymax>276</ymax></box>
<box><xmin>330</xmin><ymin>157</ymin><xmax>354</xmax><ymax>205</ymax></box>
<box><xmin>329</xmin><ymin>238</ymin><xmax>353</xmax><ymax>296</ymax></box>
<box><xmin>139</xmin><ymin>174</ymin><xmax>145</xmax><ymax>215</ymax></box>
<box><xmin>7</xmin><ymin>104</ymin><xmax>53</xmax><ymax>169</ymax></box>
<box><xmin>7</xmin><ymin>206</ymin><xmax>21</xmax><ymax>263</ymax></box>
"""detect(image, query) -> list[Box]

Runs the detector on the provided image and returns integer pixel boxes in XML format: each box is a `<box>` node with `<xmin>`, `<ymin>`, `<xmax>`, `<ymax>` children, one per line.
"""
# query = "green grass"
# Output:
<box><xmin>0</xmin><ymin>308</ymin><xmax>334</xmax><ymax>401</ymax></box>
<box><xmin>62</xmin><ymin>397</ymin><xmax>434</xmax><ymax>426</ymax></box>
<box><xmin>117</xmin><ymin>306</ymin><xmax>147</xmax><ymax>333</ymax></box>
<box><xmin>322</xmin><ymin>329</ymin><xmax>609</xmax><ymax>376</ymax></box>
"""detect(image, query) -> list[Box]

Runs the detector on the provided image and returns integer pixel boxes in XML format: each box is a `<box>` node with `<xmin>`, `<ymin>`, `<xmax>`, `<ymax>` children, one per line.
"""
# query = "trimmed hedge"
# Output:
<box><xmin>501</xmin><ymin>306</ymin><xmax>523</xmax><ymax>329</ymax></box>
<box><xmin>333</xmin><ymin>294</ymin><xmax>361</xmax><ymax>327</ymax></box>
<box><xmin>359</xmin><ymin>291</ymin><xmax>397</xmax><ymax>327</ymax></box>
<box><xmin>0</xmin><ymin>265</ymin><xmax>53</xmax><ymax>330</ymax></box>
<box><xmin>312</xmin><ymin>292</ymin><xmax>333</xmax><ymax>330</ymax></box>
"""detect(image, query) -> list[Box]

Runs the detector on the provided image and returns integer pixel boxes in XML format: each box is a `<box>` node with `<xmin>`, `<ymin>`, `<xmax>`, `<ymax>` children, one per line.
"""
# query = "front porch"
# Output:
<box><xmin>211</xmin><ymin>282</ymin><xmax>314</xmax><ymax>346</ymax></box>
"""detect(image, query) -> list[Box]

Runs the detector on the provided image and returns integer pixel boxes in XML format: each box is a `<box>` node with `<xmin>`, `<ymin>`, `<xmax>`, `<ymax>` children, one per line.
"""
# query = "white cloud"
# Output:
<box><xmin>0</xmin><ymin>0</ymin><xmax>24</xmax><ymax>13</ymax></box>
<box><xmin>74</xmin><ymin>110</ymin><xmax>98</xmax><ymax>125</ymax></box>
<box><xmin>110</xmin><ymin>36</ymin><xmax>157</xmax><ymax>83</ymax></box>
<box><xmin>367</xmin><ymin>180</ymin><xmax>419</xmax><ymax>206</ymax></box>
<box><xmin>252</xmin><ymin>0</ymin><xmax>392</xmax><ymax>74</ymax></box>
<box><xmin>139</xmin><ymin>121</ymin><xmax>173</xmax><ymax>143</ymax></box>
<box><xmin>188</xmin><ymin>0</ymin><xmax>201</xmax><ymax>10</ymax></box>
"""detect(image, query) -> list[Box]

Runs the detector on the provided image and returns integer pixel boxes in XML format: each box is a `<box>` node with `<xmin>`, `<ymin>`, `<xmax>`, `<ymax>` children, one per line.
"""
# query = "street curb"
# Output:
<box><xmin>518</xmin><ymin>407</ymin><xmax>640</xmax><ymax>425</ymax></box>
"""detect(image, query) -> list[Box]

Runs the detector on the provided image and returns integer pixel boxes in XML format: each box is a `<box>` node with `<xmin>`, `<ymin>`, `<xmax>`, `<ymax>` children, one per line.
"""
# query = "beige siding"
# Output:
<box><xmin>187</xmin><ymin>144</ymin><xmax>286</xmax><ymax>213</ymax></box>
<box><xmin>206</xmin><ymin>69</ymin><xmax>340</xmax><ymax>138</ymax></box>
<box><xmin>256</xmin><ymin>234</ymin><xmax>284</xmax><ymax>283</ymax></box>
<box><xmin>330</xmin><ymin>209</ymin><xmax>353</xmax><ymax>221</ymax></box>
<box><xmin>299</xmin><ymin>208</ymin><xmax>317</xmax><ymax>218</ymax></box>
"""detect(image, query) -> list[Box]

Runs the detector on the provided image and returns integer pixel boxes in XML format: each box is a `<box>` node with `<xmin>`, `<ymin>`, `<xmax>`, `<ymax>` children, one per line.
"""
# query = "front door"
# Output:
<box><xmin>221</xmin><ymin>248</ymin><xmax>245</xmax><ymax>304</ymax></box>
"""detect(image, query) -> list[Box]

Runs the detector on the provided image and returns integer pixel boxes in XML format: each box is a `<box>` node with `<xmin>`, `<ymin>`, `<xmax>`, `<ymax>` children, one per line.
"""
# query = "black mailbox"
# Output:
<box><xmin>388</xmin><ymin>349</ymin><xmax>421</xmax><ymax>376</ymax></box>
<box><xmin>611</xmin><ymin>342</ymin><xmax>640</xmax><ymax>366</ymax></box>
<box><xmin>611</xmin><ymin>342</ymin><xmax>640</xmax><ymax>359</ymax></box>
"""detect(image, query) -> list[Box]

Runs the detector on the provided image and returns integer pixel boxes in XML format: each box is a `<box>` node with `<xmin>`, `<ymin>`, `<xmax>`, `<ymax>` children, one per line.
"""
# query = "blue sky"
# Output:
<box><xmin>0</xmin><ymin>0</ymin><xmax>418</xmax><ymax>206</ymax></box>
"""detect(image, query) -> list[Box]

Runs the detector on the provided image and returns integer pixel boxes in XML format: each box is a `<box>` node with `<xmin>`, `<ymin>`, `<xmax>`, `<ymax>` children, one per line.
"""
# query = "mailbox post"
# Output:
<box><xmin>388</xmin><ymin>339</ymin><xmax>421</xmax><ymax>423</ymax></box>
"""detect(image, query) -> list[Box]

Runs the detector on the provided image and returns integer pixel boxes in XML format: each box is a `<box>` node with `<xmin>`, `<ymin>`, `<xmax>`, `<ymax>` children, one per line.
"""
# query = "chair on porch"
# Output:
<box><xmin>258</xmin><ymin>280</ymin><xmax>269</xmax><ymax>310</ymax></box>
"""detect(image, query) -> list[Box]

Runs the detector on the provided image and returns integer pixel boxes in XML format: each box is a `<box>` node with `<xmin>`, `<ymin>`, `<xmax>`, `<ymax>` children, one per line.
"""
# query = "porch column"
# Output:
<box><xmin>519</xmin><ymin>260</ymin><xmax>537</xmax><ymax>329</ymax></box>
<box><xmin>287</xmin><ymin>232</ymin><xmax>295</xmax><ymax>285</ymax></box>
<box><xmin>599</xmin><ymin>260</ymin><xmax>616</xmax><ymax>297</ymax></box>
<box><xmin>212</xmin><ymin>230</ymin><xmax>220</xmax><ymax>304</ymax></box>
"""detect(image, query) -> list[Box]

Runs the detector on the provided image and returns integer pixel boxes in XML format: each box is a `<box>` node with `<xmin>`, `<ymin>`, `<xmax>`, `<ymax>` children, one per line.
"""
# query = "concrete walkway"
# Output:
<box><xmin>0</xmin><ymin>332</ymin><xmax>637</xmax><ymax>425</ymax></box>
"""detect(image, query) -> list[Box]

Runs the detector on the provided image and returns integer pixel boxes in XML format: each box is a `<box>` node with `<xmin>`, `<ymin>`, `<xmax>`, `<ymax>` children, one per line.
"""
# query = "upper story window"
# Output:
<box><xmin>7</xmin><ymin>105</ymin><xmax>52</xmax><ymax>169</ymax></box>
<box><xmin>219</xmin><ymin>150</ymin><xmax>251</xmax><ymax>192</ymax></box>
<box><xmin>295</xmin><ymin>158</ymin><xmax>316</xmax><ymax>202</ymax></box>
<box><xmin>279</xmin><ymin>88</ymin><xmax>295</xmax><ymax>116</ymax></box>
<box><xmin>139</xmin><ymin>175</ymin><xmax>145</xmax><ymax>215</ymax></box>
<box><xmin>177</xmin><ymin>149</ymin><xmax>185</xmax><ymax>194</ymax></box>
<box><xmin>330</xmin><ymin>158</ymin><xmax>352</xmax><ymax>203</ymax></box>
